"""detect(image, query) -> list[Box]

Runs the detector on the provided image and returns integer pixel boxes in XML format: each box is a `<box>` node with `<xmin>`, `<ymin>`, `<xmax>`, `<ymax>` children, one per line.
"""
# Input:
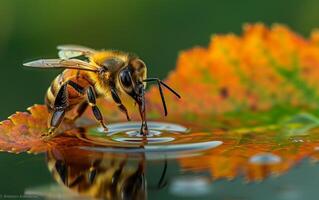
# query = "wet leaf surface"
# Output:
<box><xmin>0</xmin><ymin>105</ymin><xmax>92</xmax><ymax>153</ymax></box>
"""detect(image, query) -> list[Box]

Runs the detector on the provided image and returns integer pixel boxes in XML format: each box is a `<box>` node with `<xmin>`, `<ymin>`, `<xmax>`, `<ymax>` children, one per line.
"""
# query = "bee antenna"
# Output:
<box><xmin>143</xmin><ymin>78</ymin><xmax>181</xmax><ymax>116</ymax></box>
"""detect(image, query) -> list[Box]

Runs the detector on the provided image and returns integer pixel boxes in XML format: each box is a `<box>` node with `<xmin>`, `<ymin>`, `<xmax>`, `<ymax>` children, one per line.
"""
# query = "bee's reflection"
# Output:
<box><xmin>46</xmin><ymin>147</ymin><xmax>147</xmax><ymax>200</ymax></box>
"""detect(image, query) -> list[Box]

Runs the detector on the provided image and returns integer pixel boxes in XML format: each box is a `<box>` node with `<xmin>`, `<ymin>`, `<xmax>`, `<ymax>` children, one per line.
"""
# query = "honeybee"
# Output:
<box><xmin>24</xmin><ymin>45</ymin><xmax>180</xmax><ymax>138</ymax></box>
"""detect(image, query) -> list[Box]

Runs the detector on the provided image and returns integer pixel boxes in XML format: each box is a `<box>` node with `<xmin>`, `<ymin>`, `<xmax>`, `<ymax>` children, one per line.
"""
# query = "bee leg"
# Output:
<box><xmin>138</xmin><ymin>90</ymin><xmax>148</xmax><ymax>136</ymax></box>
<box><xmin>111</xmin><ymin>88</ymin><xmax>131</xmax><ymax>121</ymax></box>
<box><xmin>87</xmin><ymin>86</ymin><xmax>108</xmax><ymax>132</ymax></box>
<box><xmin>44</xmin><ymin>83</ymin><xmax>69</xmax><ymax>139</ymax></box>
<box><xmin>139</xmin><ymin>106</ymin><xmax>148</xmax><ymax>136</ymax></box>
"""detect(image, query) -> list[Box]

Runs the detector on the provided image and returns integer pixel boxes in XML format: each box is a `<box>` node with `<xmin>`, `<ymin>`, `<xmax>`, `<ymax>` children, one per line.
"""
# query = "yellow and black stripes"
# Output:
<box><xmin>43</xmin><ymin>69</ymin><xmax>108</xmax><ymax>137</ymax></box>
<box><xmin>45</xmin><ymin>73</ymin><xmax>64</xmax><ymax>110</ymax></box>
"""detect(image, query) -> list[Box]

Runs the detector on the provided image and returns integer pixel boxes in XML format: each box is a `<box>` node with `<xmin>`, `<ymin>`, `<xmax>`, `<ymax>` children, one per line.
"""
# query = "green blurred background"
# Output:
<box><xmin>1</xmin><ymin>0</ymin><xmax>319</xmax><ymax>197</ymax></box>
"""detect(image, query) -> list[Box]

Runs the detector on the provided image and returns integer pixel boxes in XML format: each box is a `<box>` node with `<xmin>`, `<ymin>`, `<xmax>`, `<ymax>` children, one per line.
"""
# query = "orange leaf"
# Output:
<box><xmin>0</xmin><ymin>105</ymin><xmax>90</xmax><ymax>153</ymax></box>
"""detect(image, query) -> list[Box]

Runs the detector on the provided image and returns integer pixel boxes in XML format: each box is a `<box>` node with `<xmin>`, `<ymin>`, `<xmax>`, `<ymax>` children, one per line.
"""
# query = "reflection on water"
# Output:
<box><xmin>170</xmin><ymin>176</ymin><xmax>211</xmax><ymax>197</ymax></box>
<box><xmin>249</xmin><ymin>153</ymin><xmax>282</xmax><ymax>165</ymax></box>
<box><xmin>22</xmin><ymin>122</ymin><xmax>319</xmax><ymax>199</ymax></box>
<box><xmin>46</xmin><ymin>147</ymin><xmax>146</xmax><ymax>200</ymax></box>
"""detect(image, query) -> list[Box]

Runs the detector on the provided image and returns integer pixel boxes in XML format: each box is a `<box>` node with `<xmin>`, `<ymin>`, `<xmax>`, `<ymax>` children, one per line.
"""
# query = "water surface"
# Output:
<box><xmin>2</xmin><ymin>121</ymin><xmax>318</xmax><ymax>199</ymax></box>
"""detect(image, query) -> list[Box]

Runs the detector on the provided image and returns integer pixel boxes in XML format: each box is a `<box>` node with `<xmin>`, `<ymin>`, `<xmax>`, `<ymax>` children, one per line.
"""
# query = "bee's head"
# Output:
<box><xmin>103</xmin><ymin>55</ymin><xmax>180</xmax><ymax>118</ymax></box>
<box><xmin>117</xmin><ymin>56</ymin><xmax>181</xmax><ymax>117</ymax></box>
<box><xmin>118</xmin><ymin>57</ymin><xmax>147</xmax><ymax>104</ymax></box>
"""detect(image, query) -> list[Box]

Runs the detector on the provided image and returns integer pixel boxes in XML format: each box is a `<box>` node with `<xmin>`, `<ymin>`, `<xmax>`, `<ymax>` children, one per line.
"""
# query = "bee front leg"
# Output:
<box><xmin>139</xmin><ymin>104</ymin><xmax>148</xmax><ymax>136</ymax></box>
<box><xmin>138</xmin><ymin>90</ymin><xmax>148</xmax><ymax>136</ymax></box>
<box><xmin>111</xmin><ymin>88</ymin><xmax>130</xmax><ymax>121</ymax></box>
<box><xmin>86</xmin><ymin>86</ymin><xmax>108</xmax><ymax>132</ymax></box>
<box><xmin>44</xmin><ymin>83</ymin><xmax>69</xmax><ymax>139</ymax></box>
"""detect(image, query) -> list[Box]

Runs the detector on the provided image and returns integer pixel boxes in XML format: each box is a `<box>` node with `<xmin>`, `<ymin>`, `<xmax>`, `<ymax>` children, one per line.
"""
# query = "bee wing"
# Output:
<box><xmin>57</xmin><ymin>44</ymin><xmax>97</xmax><ymax>59</ymax></box>
<box><xmin>23</xmin><ymin>59</ymin><xmax>98</xmax><ymax>72</ymax></box>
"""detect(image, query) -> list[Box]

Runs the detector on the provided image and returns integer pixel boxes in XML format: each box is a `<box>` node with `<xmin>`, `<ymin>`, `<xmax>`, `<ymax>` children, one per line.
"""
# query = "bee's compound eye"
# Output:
<box><xmin>119</xmin><ymin>69</ymin><xmax>132</xmax><ymax>88</ymax></box>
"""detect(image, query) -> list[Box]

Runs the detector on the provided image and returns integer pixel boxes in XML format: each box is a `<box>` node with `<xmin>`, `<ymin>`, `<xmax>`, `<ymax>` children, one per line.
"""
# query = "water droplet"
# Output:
<box><xmin>249</xmin><ymin>153</ymin><xmax>281</xmax><ymax>165</ymax></box>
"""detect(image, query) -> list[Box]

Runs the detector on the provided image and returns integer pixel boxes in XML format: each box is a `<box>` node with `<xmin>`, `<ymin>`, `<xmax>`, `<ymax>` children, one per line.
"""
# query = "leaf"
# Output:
<box><xmin>0</xmin><ymin>105</ymin><xmax>90</xmax><ymax>153</ymax></box>
<box><xmin>0</xmin><ymin>105</ymin><xmax>48</xmax><ymax>153</ymax></box>
<box><xmin>144</xmin><ymin>23</ymin><xmax>319</xmax><ymax>129</ymax></box>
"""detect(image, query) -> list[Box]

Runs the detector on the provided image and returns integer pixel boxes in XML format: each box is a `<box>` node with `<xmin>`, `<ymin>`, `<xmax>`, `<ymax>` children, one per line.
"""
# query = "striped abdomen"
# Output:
<box><xmin>45</xmin><ymin>69</ymin><xmax>93</xmax><ymax>112</ymax></box>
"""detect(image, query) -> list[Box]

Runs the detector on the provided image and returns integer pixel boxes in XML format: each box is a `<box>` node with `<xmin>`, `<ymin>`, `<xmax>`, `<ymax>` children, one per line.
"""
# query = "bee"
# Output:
<box><xmin>23</xmin><ymin>45</ymin><xmax>180</xmax><ymax>138</ymax></box>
